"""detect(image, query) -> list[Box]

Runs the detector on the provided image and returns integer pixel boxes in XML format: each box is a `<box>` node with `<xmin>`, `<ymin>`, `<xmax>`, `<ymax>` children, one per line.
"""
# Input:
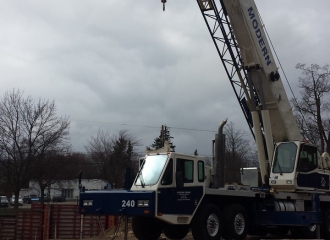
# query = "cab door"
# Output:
<box><xmin>157</xmin><ymin>158</ymin><xmax>176</xmax><ymax>214</ymax></box>
<box><xmin>157</xmin><ymin>157</ymin><xmax>204</xmax><ymax>215</ymax></box>
<box><xmin>296</xmin><ymin>145</ymin><xmax>330</xmax><ymax>190</ymax></box>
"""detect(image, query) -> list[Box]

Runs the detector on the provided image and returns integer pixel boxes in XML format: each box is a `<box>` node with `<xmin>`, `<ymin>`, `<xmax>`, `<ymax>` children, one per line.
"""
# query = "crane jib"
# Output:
<box><xmin>248</xmin><ymin>7</ymin><xmax>271</xmax><ymax>66</ymax></box>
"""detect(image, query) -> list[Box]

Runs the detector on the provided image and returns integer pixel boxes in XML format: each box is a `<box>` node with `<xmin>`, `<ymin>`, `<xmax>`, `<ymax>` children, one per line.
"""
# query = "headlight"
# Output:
<box><xmin>83</xmin><ymin>200</ymin><xmax>93</xmax><ymax>206</ymax></box>
<box><xmin>137</xmin><ymin>200</ymin><xmax>149</xmax><ymax>207</ymax></box>
<box><xmin>270</xmin><ymin>180</ymin><xmax>276</xmax><ymax>184</ymax></box>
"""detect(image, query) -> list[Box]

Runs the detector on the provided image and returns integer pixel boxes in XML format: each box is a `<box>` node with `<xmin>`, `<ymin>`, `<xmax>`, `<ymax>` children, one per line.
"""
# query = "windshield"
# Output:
<box><xmin>135</xmin><ymin>154</ymin><xmax>168</xmax><ymax>186</ymax></box>
<box><xmin>273</xmin><ymin>142</ymin><xmax>297</xmax><ymax>173</ymax></box>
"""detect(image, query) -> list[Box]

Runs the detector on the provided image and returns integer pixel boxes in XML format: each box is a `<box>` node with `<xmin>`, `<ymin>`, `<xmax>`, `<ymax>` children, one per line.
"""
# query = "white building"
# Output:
<box><xmin>20</xmin><ymin>179</ymin><xmax>109</xmax><ymax>200</ymax></box>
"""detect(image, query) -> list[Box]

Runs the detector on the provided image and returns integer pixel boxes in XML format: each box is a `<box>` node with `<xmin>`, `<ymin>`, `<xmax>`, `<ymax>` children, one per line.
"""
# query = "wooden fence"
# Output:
<box><xmin>0</xmin><ymin>203</ymin><xmax>115</xmax><ymax>240</ymax></box>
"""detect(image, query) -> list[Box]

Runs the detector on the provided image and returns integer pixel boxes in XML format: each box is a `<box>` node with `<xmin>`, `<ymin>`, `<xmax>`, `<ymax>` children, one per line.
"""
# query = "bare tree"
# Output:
<box><xmin>35</xmin><ymin>153</ymin><xmax>71</xmax><ymax>205</ymax></box>
<box><xmin>64</xmin><ymin>152</ymin><xmax>100</xmax><ymax>180</ymax></box>
<box><xmin>224</xmin><ymin>122</ymin><xmax>257</xmax><ymax>183</ymax></box>
<box><xmin>85</xmin><ymin>129</ymin><xmax>140</xmax><ymax>189</ymax></box>
<box><xmin>0</xmin><ymin>89</ymin><xmax>70</xmax><ymax>208</ymax></box>
<box><xmin>292</xmin><ymin>63</ymin><xmax>330</xmax><ymax>152</ymax></box>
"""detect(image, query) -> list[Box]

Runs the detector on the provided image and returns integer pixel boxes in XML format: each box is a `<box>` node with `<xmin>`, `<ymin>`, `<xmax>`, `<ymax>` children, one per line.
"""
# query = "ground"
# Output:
<box><xmin>97</xmin><ymin>220</ymin><xmax>296</xmax><ymax>240</ymax></box>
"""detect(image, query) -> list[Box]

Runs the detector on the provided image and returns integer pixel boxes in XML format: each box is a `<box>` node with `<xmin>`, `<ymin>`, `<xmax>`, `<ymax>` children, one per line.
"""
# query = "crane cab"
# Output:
<box><xmin>131</xmin><ymin>152</ymin><xmax>211</xmax><ymax>224</ymax></box>
<box><xmin>270</xmin><ymin>141</ymin><xmax>330</xmax><ymax>192</ymax></box>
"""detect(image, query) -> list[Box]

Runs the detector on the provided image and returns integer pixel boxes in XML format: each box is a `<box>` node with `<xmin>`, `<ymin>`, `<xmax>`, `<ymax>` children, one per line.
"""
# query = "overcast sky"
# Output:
<box><xmin>0</xmin><ymin>1</ymin><xmax>329</xmax><ymax>157</ymax></box>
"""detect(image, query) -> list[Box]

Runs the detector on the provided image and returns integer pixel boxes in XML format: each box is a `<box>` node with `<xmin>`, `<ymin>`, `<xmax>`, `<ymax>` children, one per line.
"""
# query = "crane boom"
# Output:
<box><xmin>197</xmin><ymin>0</ymin><xmax>330</xmax><ymax>191</ymax></box>
<box><xmin>222</xmin><ymin>0</ymin><xmax>302</xmax><ymax>143</ymax></box>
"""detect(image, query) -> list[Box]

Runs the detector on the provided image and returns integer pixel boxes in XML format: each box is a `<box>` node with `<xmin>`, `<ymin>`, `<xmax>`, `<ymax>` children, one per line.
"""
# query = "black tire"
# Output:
<box><xmin>223</xmin><ymin>204</ymin><xmax>248</xmax><ymax>239</ymax></box>
<box><xmin>132</xmin><ymin>216</ymin><xmax>163</xmax><ymax>240</ymax></box>
<box><xmin>290</xmin><ymin>225</ymin><xmax>317</xmax><ymax>239</ymax></box>
<box><xmin>191</xmin><ymin>203</ymin><xmax>223</xmax><ymax>240</ymax></box>
<box><xmin>321</xmin><ymin>209</ymin><xmax>330</xmax><ymax>239</ymax></box>
<box><xmin>163</xmin><ymin>224</ymin><xmax>190</xmax><ymax>239</ymax></box>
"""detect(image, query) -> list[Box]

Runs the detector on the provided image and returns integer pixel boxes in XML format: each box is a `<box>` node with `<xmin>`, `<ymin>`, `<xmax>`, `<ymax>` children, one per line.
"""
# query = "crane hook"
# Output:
<box><xmin>161</xmin><ymin>0</ymin><xmax>166</xmax><ymax>11</ymax></box>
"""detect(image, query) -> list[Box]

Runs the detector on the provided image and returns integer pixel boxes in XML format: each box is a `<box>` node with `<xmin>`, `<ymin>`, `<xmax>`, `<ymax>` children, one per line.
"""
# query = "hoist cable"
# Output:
<box><xmin>256</xmin><ymin>8</ymin><xmax>310</xmax><ymax>139</ymax></box>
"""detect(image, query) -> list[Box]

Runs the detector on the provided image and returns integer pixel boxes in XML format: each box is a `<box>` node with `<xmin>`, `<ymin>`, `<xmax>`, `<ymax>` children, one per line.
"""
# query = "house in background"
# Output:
<box><xmin>20</xmin><ymin>179</ymin><xmax>109</xmax><ymax>200</ymax></box>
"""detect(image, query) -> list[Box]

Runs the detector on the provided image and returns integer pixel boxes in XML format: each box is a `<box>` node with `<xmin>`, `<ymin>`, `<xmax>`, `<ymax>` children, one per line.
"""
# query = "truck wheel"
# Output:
<box><xmin>321</xmin><ymin>209</ymin><xmax>330</xmax><ymax>239</ymax></box>
<box><xmin>163</xmin><ymin>224</ymin><xmax>190</xmax><ymax>239</ymax></box>
<box><xmin>132</xmin><ymin>216</ymin><xmax>163</xmax><ymax>240</ymax></box>
<box><xmin>223</xmin><ymin>204</ymin><xmax>248</xmax><ymax>239</ymax></box>
<box><xmin>290</xmin><ymin>225</ymin><xmax>317</xmax><ymax>239</ymax></box>
<box><xmin>191</xmin><ymin>203</ymin><xmax>223</xmax><ymax>240</ymax></box>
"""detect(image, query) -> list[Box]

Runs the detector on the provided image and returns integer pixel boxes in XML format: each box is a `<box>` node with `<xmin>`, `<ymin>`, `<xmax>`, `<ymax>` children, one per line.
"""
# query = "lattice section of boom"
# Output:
<box><xmin>197</xmin><ymin>0</ymin><xmax>262</xmax><ymax>139</ymax></box>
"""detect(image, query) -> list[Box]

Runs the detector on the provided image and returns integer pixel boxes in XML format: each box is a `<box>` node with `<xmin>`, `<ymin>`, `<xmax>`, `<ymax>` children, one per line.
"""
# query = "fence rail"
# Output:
<box><xmin>0</xmin><ymin>203</ymin><xmax>115</xmax><ymax>240</ymax></box>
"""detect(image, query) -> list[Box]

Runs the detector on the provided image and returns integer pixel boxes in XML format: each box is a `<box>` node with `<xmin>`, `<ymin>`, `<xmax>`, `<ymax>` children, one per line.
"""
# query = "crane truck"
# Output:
<box><xmin>79</xmin><ymin>0</ymin><xmax>330</xmax><ymax>239</ymax></box>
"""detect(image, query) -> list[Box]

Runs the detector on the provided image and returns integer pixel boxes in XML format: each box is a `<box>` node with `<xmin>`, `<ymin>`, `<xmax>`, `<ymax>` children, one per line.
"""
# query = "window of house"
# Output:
<box><xmin>62</xmin><ymin>189</ymin><xmax>73</xmax><ymax>198</ymax></box>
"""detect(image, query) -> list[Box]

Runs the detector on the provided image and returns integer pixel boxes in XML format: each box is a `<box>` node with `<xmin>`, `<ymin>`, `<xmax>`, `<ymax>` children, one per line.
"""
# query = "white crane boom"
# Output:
<box><xmin>222</xmin><ymin>0</ymin><xmax>302</xmax><ymax>143</ymax></box>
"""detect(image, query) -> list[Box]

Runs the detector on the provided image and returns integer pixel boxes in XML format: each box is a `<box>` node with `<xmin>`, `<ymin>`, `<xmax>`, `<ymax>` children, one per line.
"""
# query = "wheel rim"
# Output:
<box><xmin>207</xmin><ymin>213</ymin><xmax>219</xmax><ymax>237</ymax></box>
<box><xmin>309</xmin><ymin>224</ymin><xmax>317</xmax><ymax>232</ymax></box>
<box><xmin>234</xmin><ymin>213</ymin><xmax>245</xmax><ymax>235</ymax></box>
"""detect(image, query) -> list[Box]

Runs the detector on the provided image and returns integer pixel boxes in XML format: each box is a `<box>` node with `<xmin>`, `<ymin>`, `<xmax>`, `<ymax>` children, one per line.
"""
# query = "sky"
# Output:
<box><xmin>0</xmin><ymin>0</ymin><xmax>329</xmax><ymax>157</ymax></box>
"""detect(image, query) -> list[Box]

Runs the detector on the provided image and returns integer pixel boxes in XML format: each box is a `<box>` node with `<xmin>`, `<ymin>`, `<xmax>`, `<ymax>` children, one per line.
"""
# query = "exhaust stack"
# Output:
<box><xmin>213</xmin><ymin>118</ymin><xmax>227</xmax><ymax>188</ymax></box>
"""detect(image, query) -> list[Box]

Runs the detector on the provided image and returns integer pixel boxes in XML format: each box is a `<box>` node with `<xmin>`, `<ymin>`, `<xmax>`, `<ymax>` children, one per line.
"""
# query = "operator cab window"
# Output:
<box><xmin>273</xmin><ymin>142</ymin><xmax>297</xmax><ymax>173</ymax></box>
<box><xmin>198</xmin><ymin>161</ymin><xmax>205</xmax><ymax>182</ymax></box>
<box><xmin>298</xmin><ymin>145</ymin><xmax>318</xmax><ymax>172</ymax></box>
<box><xmin>177</xmin><ymin>158</ymin><xmax>194</xmax><ymax>183</ymax></box>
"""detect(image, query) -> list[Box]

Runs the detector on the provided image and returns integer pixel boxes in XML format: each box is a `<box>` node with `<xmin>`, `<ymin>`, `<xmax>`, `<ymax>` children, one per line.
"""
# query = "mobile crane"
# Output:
<box><xmin>79</xmin><ymin>0</ymin><xmax>330</xmax><ymax>239</ymax></box>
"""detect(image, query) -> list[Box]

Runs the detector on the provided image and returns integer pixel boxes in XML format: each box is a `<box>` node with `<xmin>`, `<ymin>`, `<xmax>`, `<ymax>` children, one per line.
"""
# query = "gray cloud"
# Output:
<box><xmin>0</xmin><ymin>0</ymin><xmax>329</xmax><ymax>157</ymax></box>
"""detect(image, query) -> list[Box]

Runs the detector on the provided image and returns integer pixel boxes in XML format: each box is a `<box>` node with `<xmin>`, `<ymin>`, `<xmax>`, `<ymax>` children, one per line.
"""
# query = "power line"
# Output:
<box><xmin>72</xmin><ymin>120</ymin><xmax>160</xmax><ymax>129</ymax></box>
<box><xmin>170</xmin><ymin>126</ymin><xmax>216</xmax><ymax>133</ymax></box>
<box><xmin>72</xmin><ymin>119</ymin><xmax>217</xmax><ymax>133</ymax></box>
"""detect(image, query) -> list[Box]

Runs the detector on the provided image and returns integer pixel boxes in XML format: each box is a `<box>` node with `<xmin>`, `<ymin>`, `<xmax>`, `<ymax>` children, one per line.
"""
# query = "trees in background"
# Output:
<box><xmin>64</xmin><ymin>152</ymin><xmax>99</xmax><ymax>180</ymax></box>
<box><xmin>224</xmin><ymin>122</ymin><xmax>258</xmax><ymax>183</ymax></box>
<box><xmin>0</xmin><ymin>89</ymin><xmax>70</xmax><ymax>208</ymax></box>
<box><xmin>34</xmin><ymin>153</ymin><xmax>73</xmax><ymax>204</ymax></box>
<box><xmin>292</xmin><ymin>63</ymin><xmax>330</xmax><ymax>153</ymax></box>
<box><xmin>150</xmin><ymin>125</ymin><xmax>175</xmax><ymax>151</ymax></box>
<box><xmin>85</xmin><ymin>130</ymin><xmax>140</xmax><ymax>189</ymax></box>
<box><xmin>32</xmin><ymin>152</ymin><xmax>100</xmax><ymax>204</ymax></box>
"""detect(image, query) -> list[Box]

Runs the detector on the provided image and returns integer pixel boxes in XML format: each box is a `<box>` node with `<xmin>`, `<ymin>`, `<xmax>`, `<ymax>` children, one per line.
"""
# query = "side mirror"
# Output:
<box><xmin>176</xmin><ymin>171</ymin><xmax>184</xmax><ymax>189</ymax></box>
